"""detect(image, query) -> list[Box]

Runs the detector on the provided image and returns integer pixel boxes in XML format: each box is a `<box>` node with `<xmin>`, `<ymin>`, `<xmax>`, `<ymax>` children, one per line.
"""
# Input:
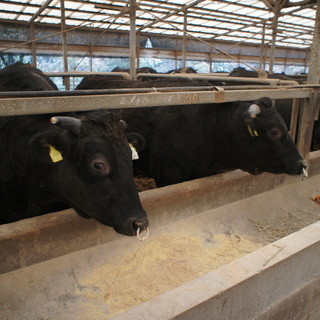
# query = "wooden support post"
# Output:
<box><xmin>30</xmin><ymin>23</ymin><xmax>37</xmax><ymax>67</ymax></box>
<box><xmin>304</xmin><ymin>58</ymin><xmax>308</xmax><ymax>74</ymax></box>
<box><xmin>307</xmin><ymin>0</ymin><xmax>320</xmax><ymax>126</ymax></box>
<box><xmin>175</xmin><ymin>40</ymin><xmax>178</xmax><ymax>70</ymax></box>
<box><xmin>137</xmin><ymin>31</ymin><xmax>140</xmax><ymax>70</ymax></box>
<box><xmin>209</xmin><ymin>41</ymin><xmax>214</xmax><ymax>73</ymax></box>
<box><xmin>297</xmin><ymin>92</ymin><xmax>320</xmax><ymax>159</ymax></box>
<box><xmin>284</xmin><ymin>49</ymin><xmax>288</xmax><ymax>72</ymax></box>
<box><xmin>89</xmin><ymin>32</ymin><xmax>93</xmax><ymax>72</ymax></box>
<box><xmin>129</xmin><ymin>0</ymin><xmax>137</xmax><ymax>79</ymax></box>
<box><xmin>259</xmin><ymin>22</ymin><xmax>266</xmax><ymax>69</ymax></box>
<box><xmin>307</xmin><ymin>0</ymin><xmax>320</xmax><ymax>85</ymax></box>
<box><xmin>296</xmin><ymin>0</ymin><xmax>320</xmax><ymax>156</ymax></box>
<box><xmin>269</xmin><ymin>3</ymin><xmax>281</xmax><ymax>75</ymax></box>
<box><xmin>289</xmin><ymin>98</ymin><xmax>300</xmax><ymax>143</ymax></box>
<box><xmin>182</xmin><ymin>9</ymin><xmax>187</xmax><ymax>69</ymax></box>
<box><xmin>60</xmin><ymin>0</ymin><xmax>70</xmax><ymax>90</ymax></box>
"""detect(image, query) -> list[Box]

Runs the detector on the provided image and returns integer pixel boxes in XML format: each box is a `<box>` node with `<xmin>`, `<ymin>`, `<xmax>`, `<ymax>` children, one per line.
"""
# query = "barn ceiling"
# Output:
<box><xmin>0</xmin><ymin>0</ymin><xmax>317</xmax><ymax>49</ymax></box>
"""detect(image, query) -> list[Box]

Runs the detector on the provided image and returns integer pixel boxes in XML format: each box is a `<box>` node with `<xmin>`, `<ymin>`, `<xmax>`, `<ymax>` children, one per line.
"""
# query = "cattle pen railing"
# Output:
<box><xmin>45</xmin><ymin>72</ymin><xmax>300</xmax><ymax>86</ymax></box>
<box><xmin>0</xmin><ymin>84</ymin><xmax>319</xmax><ymax>160</ymax></box>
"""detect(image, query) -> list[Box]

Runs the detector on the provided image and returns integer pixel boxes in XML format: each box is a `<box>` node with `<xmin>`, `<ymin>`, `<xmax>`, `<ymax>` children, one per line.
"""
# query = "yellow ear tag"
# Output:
<box><xmin>49</xmin><ymin>145</ymin><xmax>63</xmax><ymax>163</ymax></box>
<box><xmin>129</xmin><ymin>143</ymin><xmax>139</xmax><ymax>160</ymax></box>
<box><xmin>247</xmin><ymin>125</ymin><xmax>259</xmax><ymax>138</ymax></box>
<box><xmin>247</xmin><ymin>125</ymin><xmax>255</xmax><ymax>137</ymax></box>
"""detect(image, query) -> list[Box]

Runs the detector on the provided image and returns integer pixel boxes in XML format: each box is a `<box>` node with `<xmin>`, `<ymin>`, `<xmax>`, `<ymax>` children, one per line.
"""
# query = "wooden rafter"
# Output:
<box><xmin>0</xmin><ymin>0</ymin><xmax>316</xmax><ymax>49</ymax></box>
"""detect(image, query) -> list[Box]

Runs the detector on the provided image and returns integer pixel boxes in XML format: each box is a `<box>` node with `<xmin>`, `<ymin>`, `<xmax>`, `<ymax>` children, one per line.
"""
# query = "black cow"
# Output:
<box><xmin>137</xmin><ymin>67</ymin><xmax>158</xmax><ymax>74</ymax></box>
<box><xmin>76</xmin><ymin>76</ymin><xmax>211</xmax><ymax>91</ymax></box>
<box><xmin>167</xmin><ymin>67</ymin><xmax>197</xmax><ymax>74</ymax></box>
<box><xmin>121</xmin><ymin>97</ymin><xmax>306</xmax><ymax>187</ymax></box>
<box><xmin>228</xmin><ymin>67</ymin><xmax>319</xmax><ymax>150</ymax></box>
<box><xmin>229</xmin><ymin>67</ymin><xmax>260</xmax><ymax>78</ymax></box>
<box><xmin>76</xmin><ymin>76</ymin><xmax>140</xmax><ymax>90</ymax></box>
<box><xmin>111</xmin><ymin>67</ymin><xmax>158</xmax><ymax>74</ymax></box>
<box><xmin>229</xmin><ymin>67</ymin><xmax>305</xmax><ymax>83</ymax></box>
<box><xmin>0</xmin><ymin>63</ymin><xmax>148</xmax><ymax>236</ymax></box>
<box><xmin>0</xmin><ymin>62</ymin><xmax>58</xmax><ymax>91</ymax></box>
<box><xmin>76</xmin><ymin>77</ymin><xmax>306</xmax><ymax>187</ymax></box>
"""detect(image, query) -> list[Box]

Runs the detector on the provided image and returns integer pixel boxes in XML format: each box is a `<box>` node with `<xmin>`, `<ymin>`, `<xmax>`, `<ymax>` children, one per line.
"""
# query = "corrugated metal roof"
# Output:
<box><xmin>0</xmin><ymin>0</ymin><xmax>317</xmax><ymax>48</ymax></box>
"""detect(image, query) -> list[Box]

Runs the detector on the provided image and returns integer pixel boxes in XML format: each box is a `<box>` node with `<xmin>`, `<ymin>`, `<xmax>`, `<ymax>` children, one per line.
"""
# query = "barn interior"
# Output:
<box><xmin>1</xmin><ymin>1</ymin><xmax>320</xmax><ymax>319</ymax></box>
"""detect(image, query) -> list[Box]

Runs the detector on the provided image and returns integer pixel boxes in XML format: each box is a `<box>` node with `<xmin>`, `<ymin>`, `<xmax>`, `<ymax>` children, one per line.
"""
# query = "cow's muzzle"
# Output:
<box><xmin>116</xmin><ymin>216</ymin><xmax>149</xmax><ymax>237</ymax></box>
<box><xmin>294</xmin><ymin>159</ymin><xmax>307</xmax><ymax>175</ymax></box>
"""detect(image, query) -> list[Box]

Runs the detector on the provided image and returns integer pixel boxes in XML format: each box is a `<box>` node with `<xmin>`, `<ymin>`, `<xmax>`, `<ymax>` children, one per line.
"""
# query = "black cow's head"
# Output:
<box><xmin>232</xmin><ymin>97</ymin><xmax>306</xmax><ymax>175</ymax></box>
<box><xmin>30</xmin><ymin>110</ymin><xmax>148</xmax><ymax>236</ymax></box>
<box><xmin>0</xmin><ymin>62</ymin><xmax>58</xmax><ymax>91</ymax></box>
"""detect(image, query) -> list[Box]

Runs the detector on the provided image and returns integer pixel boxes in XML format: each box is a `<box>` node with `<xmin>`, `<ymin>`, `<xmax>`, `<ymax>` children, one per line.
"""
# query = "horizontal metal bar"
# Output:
<box><xmin>44</xmin><ymin>72</ymin><xmax>299</xmax><ymax>86</ymax></box>
<box><xmin>0</xmin><ymin>87</ymin><xmax>315</xmax><ymax>117</ymax></box>
<box><xmin>196</xmin><ymin>73</ymin><xmax>229</xmax><ymax>76</ymax></box>
<box><xmin>44</xmin><ymin>72</ymin><xmax>297</xmax><ymax>86</ymax></box>
<box><xmin>0</xmin><ymin>87</ymin><xmax>221</xmax><ymax>98</ymax></box>
<box><xmin>44</xmin><ymin>71</ymin><xmax>131</xmax><ymax>79</ymax></box>
<box><xmin>137</xmin><ymin>73</ymin><xmax>299</xmax><ymax>85</ymax></box>
<box><xmin>1</xmin><ymin>85</ymin><xmax>319</xmax><ymax>99</ymax></box>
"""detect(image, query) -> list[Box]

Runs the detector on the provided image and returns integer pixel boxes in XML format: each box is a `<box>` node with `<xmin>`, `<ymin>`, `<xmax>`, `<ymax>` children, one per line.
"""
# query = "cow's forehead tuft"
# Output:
<box><xmin>257</xmin><ymin>109</ymin><xmax>287</xmax><ymax>128</ymax></box>
<box><xmin>77</xmin><ymin>111</ymin><xmax>126</xmax><ymax>143</ymax></box>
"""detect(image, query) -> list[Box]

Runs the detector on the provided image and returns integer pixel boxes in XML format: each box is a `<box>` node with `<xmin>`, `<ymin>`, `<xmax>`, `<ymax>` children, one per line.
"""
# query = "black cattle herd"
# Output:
<box><xmin>0</xmin><ymin>62</ymin><xmax>313</xmax><ymax>236</ymax></box>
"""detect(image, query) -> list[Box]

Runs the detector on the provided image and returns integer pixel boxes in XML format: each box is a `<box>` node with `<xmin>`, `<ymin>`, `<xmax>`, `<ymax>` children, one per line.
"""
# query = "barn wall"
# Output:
<box><xmin>0</xmin><ymin>21</ymin><xmax>310</xmax><ymax>65</ymax></box>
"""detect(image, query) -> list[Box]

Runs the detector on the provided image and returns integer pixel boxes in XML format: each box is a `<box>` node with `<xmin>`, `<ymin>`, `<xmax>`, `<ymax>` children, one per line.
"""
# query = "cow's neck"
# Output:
<box><xmin>203</xmin><ymin>102</ymin><xmax>248</xmax><ymax>173</ymax></box>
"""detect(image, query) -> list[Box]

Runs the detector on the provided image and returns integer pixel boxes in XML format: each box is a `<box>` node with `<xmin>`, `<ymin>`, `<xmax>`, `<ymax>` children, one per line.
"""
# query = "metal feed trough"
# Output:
<box><xmin>1</xmin><ymin>85</ymin><xmax>320</xmax><ymax>320</ymax></box>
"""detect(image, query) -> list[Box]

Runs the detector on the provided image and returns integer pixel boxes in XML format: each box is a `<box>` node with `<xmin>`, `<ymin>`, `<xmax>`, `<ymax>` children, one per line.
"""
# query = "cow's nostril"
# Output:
<box><xmin>133</xmin><ymin>219</ymin><xmax>149</xmax><ymax>231</ymax></box>
<box><xmin>296</xmin><ymin>160</ymin><xmax>308</xmax><ymax>176</ymax></box>
<box><xmin>300</xmin><ymin>160</ymin><xmax>307</xmax><ymax>168</ymax></box>
<box><xmin>133</xmin><ymin>219</ymin><xmax>150</xmax><ymax>240</ymax></box>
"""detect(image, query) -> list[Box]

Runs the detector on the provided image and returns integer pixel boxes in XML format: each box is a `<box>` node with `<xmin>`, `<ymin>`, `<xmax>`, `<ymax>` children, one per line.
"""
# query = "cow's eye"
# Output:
<box><xmin>268</xmin><ymin>128</ymin><xmax>282</xmax><ymax>139</ymax></box>
<box><xmin>94</xmin><ymin>162</ymin><xmax>105</xmax><ymax>170</ymax></box>
<box><xmin>91</xmin><ymin>157</ymin><xmax>110</xmax><ymax>176</ymax></box>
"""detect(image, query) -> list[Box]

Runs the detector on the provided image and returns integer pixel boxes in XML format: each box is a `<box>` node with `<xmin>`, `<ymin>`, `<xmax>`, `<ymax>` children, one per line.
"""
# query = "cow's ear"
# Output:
<box><xmin>29</xmin><ymin>131</ymin><xmax>66</xmax><ymax>164</ymax></box>
<box><xmin>256</xmin><ymin>97</ymin><xmax>272</xmax><ymax>108</ymax></box>
<box><xmin>126</xmin><ymin>132</ymin><xmax>146</xmax><ymax>152</ymax></box>
<box><xmin>119</xmin><ymin>119</ymin><xmax>128</xmax><ymax>130</ymax></box>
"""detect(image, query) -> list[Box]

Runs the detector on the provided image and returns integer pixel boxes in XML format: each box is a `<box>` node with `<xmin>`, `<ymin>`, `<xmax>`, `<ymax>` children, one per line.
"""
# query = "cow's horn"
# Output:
<box><xmin>50</xmin><ymin>116</ymin><xmax>81</xmax><ymax>134</ymax></box>
<box><xmin>119</xmin><ymin>119</ymin><xmax>128</xmax><ymax>130</ymax></box>
<box><xmin>248</xmin><ymin>104</ymin><xmax>261</xmax><ymax>118</ymax></box>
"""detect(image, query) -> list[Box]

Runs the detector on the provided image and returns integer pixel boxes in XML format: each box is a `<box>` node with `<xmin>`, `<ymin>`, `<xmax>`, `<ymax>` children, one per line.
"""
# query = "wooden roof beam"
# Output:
<box><xmin>138</xmin><ymin>0</ymin><xmax>206</xmax><ymax>32</ymax></box>
<box><xmin>259</xmin><ymin>0</ymin><xmax>273</xmax><ymax>9</ymax></box>
<box><xmin>30</xmin><ymin>0</ymin><xmax>55</xmax><ymax>23</ymax></box>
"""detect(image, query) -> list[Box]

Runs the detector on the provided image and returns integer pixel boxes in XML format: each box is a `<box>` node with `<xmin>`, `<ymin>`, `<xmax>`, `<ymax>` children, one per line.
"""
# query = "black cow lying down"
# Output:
<box><xmin>76</xmin><ymin>77</ymin><xmax>306</xmax><ymax>187</ymax></box>
<box><xmin>0</xmin><ymin>63</ymin><xmax>148</xmax><ymax>236</ymax></box>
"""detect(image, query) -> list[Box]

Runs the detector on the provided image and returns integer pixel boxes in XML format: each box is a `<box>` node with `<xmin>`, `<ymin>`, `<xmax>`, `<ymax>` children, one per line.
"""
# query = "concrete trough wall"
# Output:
<box><xmin>1</xmin><ymin>150</ymin><xmax>320</xmax><ymax>275</ymax></box>
<box><xmin>112</xmin><ymin>221</ymin><xmax>320</xmax><ymax>320</ymax></box>
<box><xmin>1</xmin><ymin>158</ymin><xmax>320</xmax><ymax>319</ymax></box>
